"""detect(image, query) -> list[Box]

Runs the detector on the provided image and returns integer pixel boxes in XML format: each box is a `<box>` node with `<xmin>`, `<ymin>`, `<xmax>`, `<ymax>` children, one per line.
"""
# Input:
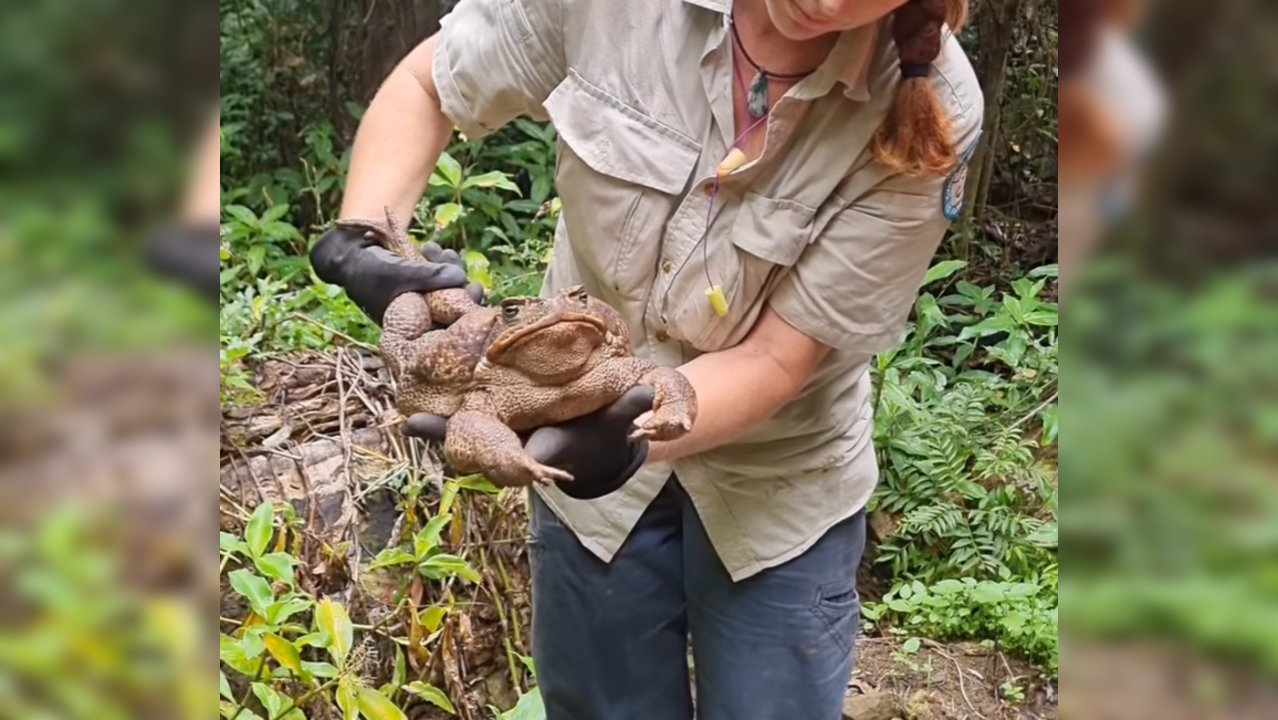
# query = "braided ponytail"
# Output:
<box><xmin>870</xmin><ymin>0</ymin><xmax>968</xmax><ymax>177</ymax></box>
<box><xmin>1057</xmin><ymin>0</ymin><xmax>1121</xmax><ymax>179</ymax></box>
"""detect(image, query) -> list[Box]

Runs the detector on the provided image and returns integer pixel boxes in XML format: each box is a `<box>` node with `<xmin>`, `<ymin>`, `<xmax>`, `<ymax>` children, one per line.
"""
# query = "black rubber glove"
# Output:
<box><xmin>402</xmin><ymin>385</ymin><xmax>655</xmax><ymax>500</ymax></box>
<box><xmin>309</xmin><ymin>223</ymin><xmax>483</xmax><ymax>326</ymax></box>
<box><xmin>144</xmin><ymin>221</ymin><xmax>221</xmax><ymax>302</ymax></box>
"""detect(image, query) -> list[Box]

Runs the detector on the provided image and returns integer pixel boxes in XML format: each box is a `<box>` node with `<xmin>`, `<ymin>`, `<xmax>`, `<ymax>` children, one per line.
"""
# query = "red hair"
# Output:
<box><xmin>870</xmin><ymin>0</ymin><xmax>969</xmax><ymax>176</ymax></box>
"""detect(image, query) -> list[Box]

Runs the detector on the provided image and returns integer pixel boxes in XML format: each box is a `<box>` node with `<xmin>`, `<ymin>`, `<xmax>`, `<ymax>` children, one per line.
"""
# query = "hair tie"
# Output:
<box><xmin>900</xmin><ymin>62</ymin><xmax>931</xmax><ymax>79</ymax></box>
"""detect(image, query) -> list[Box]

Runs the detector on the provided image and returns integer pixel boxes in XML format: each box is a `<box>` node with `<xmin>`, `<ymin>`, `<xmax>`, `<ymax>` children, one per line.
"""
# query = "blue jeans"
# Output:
<box><xmin>527</xmin><ymin>475</ymin><xmax>865</xmax><ymax>720</ymax></box>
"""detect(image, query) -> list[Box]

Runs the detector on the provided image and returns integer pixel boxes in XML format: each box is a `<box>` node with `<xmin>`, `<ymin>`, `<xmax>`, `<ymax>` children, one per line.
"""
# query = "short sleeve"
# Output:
<box><xmin>432</xmin><ymin>0</ymin><xmax>567</xmax><ymax>140</ymax></box>
<box><xmin>769</xmin><ymin>125</ymin><xmax>984</xmax><ymax>355</ymax></box>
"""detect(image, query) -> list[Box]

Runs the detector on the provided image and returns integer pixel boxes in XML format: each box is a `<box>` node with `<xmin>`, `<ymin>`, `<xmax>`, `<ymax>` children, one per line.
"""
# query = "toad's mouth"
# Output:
<box><xmin>488</xmin><ymin>311</ymin><xmax>608</xmax><ymax>358</ymax></box>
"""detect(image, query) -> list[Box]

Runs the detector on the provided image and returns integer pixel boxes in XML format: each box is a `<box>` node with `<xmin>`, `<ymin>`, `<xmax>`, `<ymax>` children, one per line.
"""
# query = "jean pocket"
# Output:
<box><xmin>811</xmin><ymin>576</ymin><xmax>861</xmax><ymax>656</ymax></box>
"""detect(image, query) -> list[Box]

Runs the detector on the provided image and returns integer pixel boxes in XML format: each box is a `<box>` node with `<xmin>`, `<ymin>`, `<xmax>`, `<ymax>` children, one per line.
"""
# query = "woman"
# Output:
<box><xmin>310</xmin><ymin>0</ymin><xmax>983</xmax><ymax>718</ymax></box>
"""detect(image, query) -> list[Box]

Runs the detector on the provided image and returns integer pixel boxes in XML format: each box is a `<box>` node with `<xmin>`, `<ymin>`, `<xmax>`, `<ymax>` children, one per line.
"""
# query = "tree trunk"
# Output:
<box><xmin>960</xmin><ymin>0</ymin><xmax>1028</xmax><ymax>233</ymax></box>
<box><xmin>349</xmin><ymin>0</ymin><xmax>444</xmax><ymax>104</ymax></box>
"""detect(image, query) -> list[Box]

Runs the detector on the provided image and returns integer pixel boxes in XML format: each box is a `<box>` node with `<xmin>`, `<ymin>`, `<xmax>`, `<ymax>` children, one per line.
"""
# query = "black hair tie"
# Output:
<box><xmin>900</xmin><ymin>62</ymin><xmax>931</xmax><ymax>78</ymax></box>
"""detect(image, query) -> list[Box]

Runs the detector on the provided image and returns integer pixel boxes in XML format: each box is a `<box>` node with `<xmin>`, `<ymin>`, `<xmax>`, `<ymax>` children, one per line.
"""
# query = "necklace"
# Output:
<box><xmin>729</xmin><ymin>15</ymin><xmax>820</xmax><ymax>119</ymax></box>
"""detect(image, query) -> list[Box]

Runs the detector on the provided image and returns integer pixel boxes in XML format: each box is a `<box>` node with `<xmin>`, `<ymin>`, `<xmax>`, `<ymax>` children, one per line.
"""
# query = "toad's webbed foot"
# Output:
<box><xmin>628</xmin><ymin>366</ymin><xmax>697</xmax><ymax>442</ymax></box>
<box><xmin>444</xmin><ymin>410</ymin><xmax>574</xmax><ymax>488</ymax></box>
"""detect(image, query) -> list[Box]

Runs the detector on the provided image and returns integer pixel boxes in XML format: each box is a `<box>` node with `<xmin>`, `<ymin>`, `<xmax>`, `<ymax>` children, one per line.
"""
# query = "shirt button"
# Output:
<box><xmin>655</xmin><ymin>330</ymin><xmax>669</xmax><ymax>342</ymax></box>
<box><xmin>661</xmin><ymin>259</ymin><xmax>673</xmax><ymax>273</ymax></box>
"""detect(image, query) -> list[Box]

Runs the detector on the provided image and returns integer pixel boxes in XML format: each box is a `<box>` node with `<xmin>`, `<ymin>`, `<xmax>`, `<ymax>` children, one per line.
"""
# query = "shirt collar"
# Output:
<box><xmin>687</xmin><ymin>0</ymin><xmax>880</xmax><ymax>103</ymax></box>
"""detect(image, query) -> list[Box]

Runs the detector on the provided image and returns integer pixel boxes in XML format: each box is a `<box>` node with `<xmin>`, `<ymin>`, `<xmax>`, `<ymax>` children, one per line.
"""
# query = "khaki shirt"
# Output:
<box><xmin>433</xmin><ymin>0</ymin><xmax>984</xmax><ymax>580</ymax></box>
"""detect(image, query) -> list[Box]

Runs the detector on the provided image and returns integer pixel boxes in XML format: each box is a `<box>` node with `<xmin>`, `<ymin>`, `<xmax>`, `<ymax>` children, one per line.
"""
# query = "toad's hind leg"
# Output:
<box><xmin>444</xmin><ymin>411</ymin><xmax>574</xmax><ymax>488</ymax></box>
<box><xmin>630</xmin><ymin>366</ymin><xmax>698</xmax><ymax>442</ymax></box>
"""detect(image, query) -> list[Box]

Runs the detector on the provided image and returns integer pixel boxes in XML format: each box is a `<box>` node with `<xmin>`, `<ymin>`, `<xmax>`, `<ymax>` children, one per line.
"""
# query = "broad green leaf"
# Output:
<box><xmin>220</xmin><ymin>670</ymin><xmax>234</xmax><ymax>701</ymax></box>
<box><xmin>228</xmin><ymin>570</ymin><xmax>274</xmax><ymax>615</ymax></box>
<box><xmin>957</xmin><ymin>315</ymin><xmax>1016</xmax><ymax>341</ymax></box>
<box><xmin>221</xmin><ymin>532</ymin><xmax>249</xmax><ymax>557</ymax></box>
<box><xmin>244</xmin><ymin>501</ymin><xmax>275</xmax><ymax>559</ymax></box>
<box><xmin>461</xmin><ymin>249</ymin><xmax>492</xmax><ymax>290</ymax></box>
<box><xmin>224</xmin><ymin>204</ymin><xmax>259</xmax><ymax>227</ymax></box>
<box><xmin>266</xmin><ymin>596</ymin><xmax>313</xmax><ymax>627</ymax></box>
<box><xmin>263</xmin><ymin>633</ymin><xmax>303</xmax><ymax>675</ymax></box>
<box><xmin>357</xmin><ymin>687</ymin><xmax>409</xmax><ymax>720</ymax></box>
<box><xmin>316</xmin><ymin>598</ymin><xmax>354</xmax><ymax>666</ymax></box>
<box><xmin>241</xmin><ymin>626</ymin><xmax>267</xmax><ymax>659</ymax></box>
<box><xmin>403</xmin><ymin>682</ymin><xmax>456</xmax><ymax>713</ymax></box>
<box><xmin>420</xmin><ymin>554</ymin><xmax>482</xmax><ymax>583</ymax></box>
<box><xmin>504</xmin><ymin>687</ymin><xmax>546</xmax><ymax>720</ymax></box>
<box><xmin>336</xmin><ymin>678</ymin><xmax>359</xmax><ymax>720</ymax></box>
<box><xmin>461</xmin><ymin>171</ymin><xmax>521</xmax><ymax>194</ymax></box>
<box><xmin>421</xmin><ymin>605</ymin><xmax>447</xmax><ymax>633</ymax></box>
<box><xmin>1023</xmin><ymin>309</ymin><xmax>1058</xmax><ymax>327</ymax></box>
<box><xmin>261</xmin><ymin>204</ymin><xmax>290</xmax><ymax>223</ymax></box>
<box><xmin>263</xmin><ymin>220</ymin><xmax>303</xmax><ymax>241</ymax></box>
<box><xmin>902</xmin><ymin>637</ymin><xmax>922</xmax><ymax>654</ymax></box>
<box><xmin>414</xmin><ymin>514</ymin><xmax>453</xmax><ymax>558</ymax></box>
<box><xmin>302</xmin><ymin>661</ymin><xmax>340</xmax><ymax>679</ymax></box>
<box><xmin>252</xmin><ymin>683</ymin><xmax>303</xmax><ymax>720</ymax></box>
<box><xmin>518</xmin><ymin>654</ymin><xmax>537</xmax><ymax>679</ymax></box>
<box><xmin>434</xmin><ymin>202</ymin><xmax>464</xmax><ymax>229</ymax></box>
<box><xmin>1028</xmin><ymin>263</ymin><xmax>1058</xmax><ymax>278</ymax></box>
<box><xmin>921</xmin><ymin>259</ymin><xmax>967</xmax><ymax>287</ymax></box>
<box><xmin>433</xmin><ymin>152</ymin><xmax>462</xmax><ymax>188</ymax></box>
<box><xmin>368</xmin><ymin>548</ymin><xmax>417</xmax><ymax>570</ymax></box>
<box><xmin>256</xmin><ymin>552</ymin><xmax>298</xmax><ymax>586</ymax></box>
<box><xmin>220</xmin><ymin>633</ymin><xmax>256</xmax><ymax>675</ymax></box>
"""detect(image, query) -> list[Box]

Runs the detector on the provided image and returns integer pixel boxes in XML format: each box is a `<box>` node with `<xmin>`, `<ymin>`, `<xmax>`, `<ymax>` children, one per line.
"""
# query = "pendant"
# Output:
<box><xmin>747</xmin><ymin>70</ymin><xmax>769</xmax><ymax>119</ymax></box>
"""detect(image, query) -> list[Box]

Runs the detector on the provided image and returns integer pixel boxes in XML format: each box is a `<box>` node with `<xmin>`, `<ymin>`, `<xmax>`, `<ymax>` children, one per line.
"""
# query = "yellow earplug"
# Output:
<box><xmin>705</xmin><ymin>285</ymin><xmax>729</xmax><ymax>316</ymax></box>
<box><xmin>716</xmin><ymin>148</ymin><xmax>747</xmax><ymax>178</ymax></box>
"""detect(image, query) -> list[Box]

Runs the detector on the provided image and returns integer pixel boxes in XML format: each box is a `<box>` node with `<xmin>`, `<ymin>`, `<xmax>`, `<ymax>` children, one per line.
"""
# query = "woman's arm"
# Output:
<box><xmin>339</xmin><ymin>35</ymin><xmax>455</xmax><ymax>223</ymax></box>
<box><xmin>644</xmin><ymin>306</ymin><xmax>830</xmax><ymax>464</ymax></box>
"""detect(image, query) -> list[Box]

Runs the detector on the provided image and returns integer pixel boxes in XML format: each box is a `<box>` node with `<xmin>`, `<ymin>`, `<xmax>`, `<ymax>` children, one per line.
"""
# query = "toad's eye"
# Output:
<box><xmin>571</xmin><ymin>288</ymin><xmax>588</xmax><ymax>304</ymax></box>
<box><xmin>501</xmin><ymin>304</ymin><xmax>522</xmax><ymax>321</ymax></box>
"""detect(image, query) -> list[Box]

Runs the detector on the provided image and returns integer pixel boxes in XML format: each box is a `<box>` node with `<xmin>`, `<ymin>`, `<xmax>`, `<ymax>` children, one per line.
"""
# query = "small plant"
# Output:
<box><xmin>1000</xmin><ymin>679</ymin><xmax>1026</xmax><ymax>702</ymax></box>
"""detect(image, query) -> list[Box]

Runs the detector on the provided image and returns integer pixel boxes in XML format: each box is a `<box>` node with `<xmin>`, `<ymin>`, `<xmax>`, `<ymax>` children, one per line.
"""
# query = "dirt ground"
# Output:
<box><xmin>845</xmin><ymin>636</ymin><xmax>1057</xmax><ymax>720</ymax></box>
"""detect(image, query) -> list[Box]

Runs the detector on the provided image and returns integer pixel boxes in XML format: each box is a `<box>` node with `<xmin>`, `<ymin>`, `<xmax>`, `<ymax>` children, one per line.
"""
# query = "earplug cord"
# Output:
<box><xmin>698</xmin><ymin>54</ymin><xmax>771</xmax><ymax>303</ymax></box>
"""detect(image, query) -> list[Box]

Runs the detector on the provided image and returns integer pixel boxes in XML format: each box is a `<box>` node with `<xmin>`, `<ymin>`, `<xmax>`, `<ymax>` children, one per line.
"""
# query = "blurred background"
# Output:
<box><xmin>0</xmin><ymin>0</ymin><xmax>1273</xmax><ymax>717</ymax></box>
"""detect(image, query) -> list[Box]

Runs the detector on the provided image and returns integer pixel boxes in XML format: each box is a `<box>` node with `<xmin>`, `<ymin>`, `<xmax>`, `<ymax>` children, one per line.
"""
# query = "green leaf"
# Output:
<box><xmin>1023</xmin><ymin>309</ymin><xmax>1058</xmax><ymax>327</ymax></box>
<box><xmin>368</xmin><ymin>548</ymin><xmax>417</xmax><ymax>570</ymax></box>
<box><xmin>461</xmin><ymin>249</ymin><xmax>492</xmax><ymax>289</ymax></box>
<box><xmin>357</xmin><ymin>687</ymin><xmax>409</xmax><ymax>720</ymax></box>
<box><xmin>433</xmin><ymin>152</ymin><xmax>462</xmax><ymax>188</ymax></box>
<box><xmin>922</xmin><ymin>259</ymin><xmax>967</xmax><ymax>287</ymax></box>
<box><xmin>434</xmin><ymin>202</ymin><xmax>464</xmax><ymax>229</ymax></box>
<box><xmin>261</xmin><ymin>204</ymin><xmax>290</xmax><ymax>224</ymax></box>
<box><xmin>263</xmin><ymin>220</ymin><xmax>303</xmax><ymax>241</ymax></box>
<box><xmin>228</xmin><ymin>570</ymin><xmax>274</xmax><ymax>615</ymax></box>
<box><xmin>421</xmin><ymin>605</ymin><xmax>447</xmax><ymax>633</ymax></box>
<box><xmin>224</xmin><ymin>204</ymin><xmax>259</xmax><ymax>227</ymax></box>
<box><xmin>414</xmin><ymin>514</ymin><xmax>453</xmax><ymax>559</ymax></box>
<box><xmin>461</xmin><ymin>170</ymin><xmax>522</xmax><ymax>194</ymax></box>
<box><xmin>958</xmin><ymin>315</ymin><xmax>1016</xmax><ymax>341</ymax></box>
<box><xmin>403</xmin><ymin>682</ymin><xmax>456</xmax><ymax>713</ymax></box>
<box><xmin>255</xmin><ymin>552</ymin><xmax>298</xmax><ymax>586</ymax></box>
<box><xmin>902</xmin><ymin>637</ymin><xmax>922</xmax><ymax>654</ymax></box>
<box><xmin>336</xmin><ymin>679</ymin><xmax>359</xmax><ymax>720</ymax></box>
<box><xmin>302</xmin><ymin>661</ymin><xmax>340</xmax><ymax>679</ymax></box>
<box><xmin>316</xmin><ymin>598</ymin><xmax>354</xmax><ymax>666</ymax></box>
<box><xmin>1027</xmin><ymin>263</ymin><xmax>1058</xmax><ymax>278</ymax></box>
<box><xmin>221</xmin><ymin>532</ymin><xmax>250</xmax><ymax>557</ymax></box>
<box><xmin>263</xmin><ymin>632</ymin><xmax>303</xmax><ymax>675</ymax></box>
<box><xmin>266</xmin><ymin>596</ymin><xmax>313</xmax><ymax>627</ymax></box>
<box><xmin>504</xmin><ymin>687</ymin><xmax>546</xmax><ymax>720</ymax></box>
<box><xmin>220</xmin><ymin>670</ymin><xmax>234</xmax><ymax>701</ymax></box>
<box><xmin>420</xmin><ymin>554</ymin><xmax>482</xmax><ymax>583</ymax></box>
<box><xmin>244</xmin><ymin>501</ymin><xmax>275</xmax><ymax>559</ymax></box>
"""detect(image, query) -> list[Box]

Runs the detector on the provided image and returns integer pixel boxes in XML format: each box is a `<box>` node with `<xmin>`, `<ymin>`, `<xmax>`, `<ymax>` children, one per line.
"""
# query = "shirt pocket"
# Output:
<box><xmin>664</xmin><ymin>191</ymin><xmax>815</xmax><ymax>352</ymax></box>
<box><xmin>543</xmin><ymin>69</ymin><xmax>700</xmax><ymax>302</ymax></box>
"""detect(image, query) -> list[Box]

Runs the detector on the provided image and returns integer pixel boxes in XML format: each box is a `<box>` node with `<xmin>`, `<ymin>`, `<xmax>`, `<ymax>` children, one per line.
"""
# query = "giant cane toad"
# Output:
<box><xmin>336</xmin><ymin>209</ymin><xmax>698</xmax><ymax>488</ymax></box>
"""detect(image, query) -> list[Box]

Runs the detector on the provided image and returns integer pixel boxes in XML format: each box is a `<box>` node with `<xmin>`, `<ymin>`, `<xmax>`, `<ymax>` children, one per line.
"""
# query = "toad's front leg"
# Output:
<box><xmin>444</xmin><ymin>411</ymin><xmax>575</xmax><ymax>488</ymax></box>
<box><xmin>630</xmin><ymin>365</ymin><xmax>698</xmax><ymax>442</ymax></box>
